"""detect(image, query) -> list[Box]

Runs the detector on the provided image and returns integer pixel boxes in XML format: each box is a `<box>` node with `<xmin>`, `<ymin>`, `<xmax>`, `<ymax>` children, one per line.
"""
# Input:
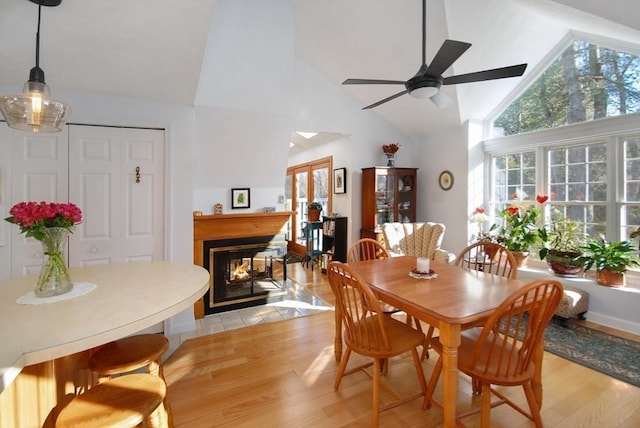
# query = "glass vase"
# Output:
<box><xmin>385</xmin><ymin>153</ymin><xmax>395</xmax><ymax>167</ymax></box>
<box><xmin>36</xmin><ymin>227</ymin><xmax>73</xmax><ymax>297</ymax></box>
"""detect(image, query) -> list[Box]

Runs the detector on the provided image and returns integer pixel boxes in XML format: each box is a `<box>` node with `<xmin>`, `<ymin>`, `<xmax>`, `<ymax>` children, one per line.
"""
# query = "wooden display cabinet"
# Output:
<box><xmin>360</xmin><ymin>167</ymin><xmax>417</xmax><ymax>240</ymax></box>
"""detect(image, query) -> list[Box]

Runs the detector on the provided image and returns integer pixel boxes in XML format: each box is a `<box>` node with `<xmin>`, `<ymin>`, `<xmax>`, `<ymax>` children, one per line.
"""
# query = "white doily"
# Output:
<box><xmin>17</xmin><ymin>282</ymin><xmax>98</xmax><ymax>305</ymax></box>
<box><xmin>408</xmin><ymin>271</ymin><xmax>438</xmax><ymax>280</ymax></box>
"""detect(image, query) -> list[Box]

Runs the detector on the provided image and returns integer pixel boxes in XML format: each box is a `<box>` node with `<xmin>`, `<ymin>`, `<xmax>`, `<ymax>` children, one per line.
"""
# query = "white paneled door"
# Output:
<box><xmin>3</xmin><ymin>125</ymin><xmax>164</xmax><ymax>277</ymax></box>
<box><xmin>6</xmin><ymin>127</ymin><xmax>70</xmax><ymax>276</ymax></box>
<box><xmin>68</xmin><ymin>126</ymin><xmax>164</xmax><ymax>266</ymax></box>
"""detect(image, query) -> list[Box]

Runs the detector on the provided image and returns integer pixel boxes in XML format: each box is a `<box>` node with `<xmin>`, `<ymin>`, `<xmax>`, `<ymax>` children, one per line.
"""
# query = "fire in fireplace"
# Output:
<box><xmin>204</xmin><ymin>238</ymin><xmax>287</xmax><ymax>314</ymax></box>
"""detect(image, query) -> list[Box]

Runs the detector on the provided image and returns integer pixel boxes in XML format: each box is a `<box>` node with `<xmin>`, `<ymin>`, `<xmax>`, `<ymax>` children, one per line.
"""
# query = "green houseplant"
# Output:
<box><xmin>538</xmin><ymin>217</ymin><xmax>586</xmax><ymax>276</ymax></box>
<box><xmin>308</xmin><ymin>201</ymin><xmax>323</xmax><ymax>221</ymax></box>
<box><xmin>580</xmin><ymin>237</ymin><xmax>640</xmax><ymax>286</ymax></box>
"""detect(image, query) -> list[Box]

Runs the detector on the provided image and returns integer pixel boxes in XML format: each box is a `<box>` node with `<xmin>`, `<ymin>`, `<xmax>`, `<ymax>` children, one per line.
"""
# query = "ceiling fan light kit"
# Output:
<box><xmin>0</xmin><ymin>0</ymin><xmax>70</xmax><ymax>133</ymax></box>
<box><xmin>343</xmin><ymin>0</ymin><xmax>527</xmax><ymax>110</ymax></box>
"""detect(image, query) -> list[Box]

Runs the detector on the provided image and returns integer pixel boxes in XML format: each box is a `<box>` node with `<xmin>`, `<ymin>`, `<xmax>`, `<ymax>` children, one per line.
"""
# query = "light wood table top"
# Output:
<box><xmin>0</xmin><ymin>261</ymin><xmax>209</xmax><ymax>393</ymax></box>
<box><xmin>353</xmin><ymin>256</ymin><xmax>526</xmax><ymax>428</ymax></box>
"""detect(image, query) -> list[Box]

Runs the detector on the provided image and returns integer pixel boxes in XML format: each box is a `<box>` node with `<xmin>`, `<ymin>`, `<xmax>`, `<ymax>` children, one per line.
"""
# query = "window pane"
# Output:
<box><xmin>623</xmin><ymin>205</ymin><xmax>640</xmax><ymax>240</ymax></box>
<box><xmin>492</xmin><ymin>40</ymin><xmax>640</xmax><ymax>137</ymax></box>
<box><xmin>624</xmin><ymin>137</ymin><xmax>640</xmax><ymax>202</ymax></box>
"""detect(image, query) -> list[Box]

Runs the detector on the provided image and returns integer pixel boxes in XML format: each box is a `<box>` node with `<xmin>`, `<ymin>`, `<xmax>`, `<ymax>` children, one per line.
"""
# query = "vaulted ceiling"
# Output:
<box><xmin>1</xmin><ymin>0</ymin><xmax>638</xmax><ymax>141</ymax></box>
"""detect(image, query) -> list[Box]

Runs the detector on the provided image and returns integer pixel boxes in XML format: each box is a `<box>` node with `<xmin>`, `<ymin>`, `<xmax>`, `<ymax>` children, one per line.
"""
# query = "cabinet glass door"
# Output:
<box><xmin>375</xmin><ymin>173</ymin><xmax>395</xmax><ymax>228</ymax></box>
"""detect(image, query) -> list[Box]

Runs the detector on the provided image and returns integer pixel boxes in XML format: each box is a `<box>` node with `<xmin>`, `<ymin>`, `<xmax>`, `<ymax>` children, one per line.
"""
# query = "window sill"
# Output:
<box><xmin>520</xmin><ymin>260</ymin><xmax>640</xmax><ymax>294</ymax></box>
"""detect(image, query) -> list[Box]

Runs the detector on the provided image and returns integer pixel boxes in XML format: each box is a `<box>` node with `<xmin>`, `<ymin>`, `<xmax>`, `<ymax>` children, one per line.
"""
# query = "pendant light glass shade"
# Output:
<box><xmin>0</xmin><ymin>80</ymin><xmax>70</xmax><ymax>133</ymax></box>
<box><xmin>0</xmin><ymin>0</ymin><xmax>70</xmax><ymax>133</ymax></box>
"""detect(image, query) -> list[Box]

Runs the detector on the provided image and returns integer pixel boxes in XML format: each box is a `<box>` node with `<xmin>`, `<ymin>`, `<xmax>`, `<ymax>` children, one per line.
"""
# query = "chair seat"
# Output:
<box><xmin>347</xmin><ymin>315</ymin><xmax>426</xmax><ymax>358</ymax></box>
<box><xmin>430</xmin><ymin>328</ymin><xmax>534</xmax><ymax>386</ymax></box>
<box><xmin>55</xmin><ymin>374</ymin><xmax>166</xmax><ymax>428</ymax></box>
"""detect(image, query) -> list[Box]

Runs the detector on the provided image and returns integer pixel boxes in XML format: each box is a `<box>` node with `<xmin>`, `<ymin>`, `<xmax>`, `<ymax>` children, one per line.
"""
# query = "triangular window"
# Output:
<box><xmin>492</xmin><ymin>39</ymin><xmax>640</xmax><ymax>137</ymax></box>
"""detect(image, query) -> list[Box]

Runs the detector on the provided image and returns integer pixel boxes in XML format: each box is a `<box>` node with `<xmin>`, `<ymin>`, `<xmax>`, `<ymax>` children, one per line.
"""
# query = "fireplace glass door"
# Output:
<box><xmin>209</xmin><ymin>242</ymin><xmax>286</xmax><ymax>312</ymax></box>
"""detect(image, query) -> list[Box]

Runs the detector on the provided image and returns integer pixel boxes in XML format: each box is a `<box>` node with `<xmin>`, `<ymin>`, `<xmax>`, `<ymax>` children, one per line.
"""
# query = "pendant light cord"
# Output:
<box><xmin>35</xmin><ymin>4</ymin><xmax>42</xmax><ymax>69</ymax></box>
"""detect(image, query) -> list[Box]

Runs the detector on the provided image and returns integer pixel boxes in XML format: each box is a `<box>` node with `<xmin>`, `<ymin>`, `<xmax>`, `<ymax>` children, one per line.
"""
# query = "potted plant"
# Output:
<box><xmin>538</xmin><ymin>217</ymin><xmax>586</xmax><ymax>276</ymax></box>
<box><xmin>308</xmin><ymin>201</ymin><xmax>323</xmax><ymax>221</ymax></box>
<box><xmin>489</xmin><ymin>201</ymin><xmax>543</xmax><ymax>267</ymax></box>
<box><xmin>580</xmin><ymin>237</ymin><xmax>640</xmax><ymax>286</ymax></box>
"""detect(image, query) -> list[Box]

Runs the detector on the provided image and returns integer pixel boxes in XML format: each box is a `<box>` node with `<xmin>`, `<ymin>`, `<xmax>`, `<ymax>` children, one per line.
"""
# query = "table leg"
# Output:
<box><xmin>439</xmin><ymin>322</ymin><xmax>461</xmax><ymax>428</ymax></box>
<box><xmin>532</xmin><ymin>339</ymin><xmax>544</xmax><ymax>408</ymax></box>
<box><xmin>334</xmin><ymin>306</ymin><xmax>342</xmax><ymax>362</ymax></box>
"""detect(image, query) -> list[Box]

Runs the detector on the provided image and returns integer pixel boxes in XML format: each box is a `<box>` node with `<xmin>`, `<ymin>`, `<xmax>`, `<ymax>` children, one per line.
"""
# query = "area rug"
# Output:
<box><xmin>542</xmin><ymin>317</ymin><xmax>640</xmax><ymax>387</ymax></box>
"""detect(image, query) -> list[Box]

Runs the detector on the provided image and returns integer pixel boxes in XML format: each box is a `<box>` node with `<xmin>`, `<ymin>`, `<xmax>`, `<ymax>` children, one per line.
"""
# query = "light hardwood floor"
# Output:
<box><xmin>163</xmin><ymin>263</ymin><xmax>640</xmax><ymax>427</ymax></box>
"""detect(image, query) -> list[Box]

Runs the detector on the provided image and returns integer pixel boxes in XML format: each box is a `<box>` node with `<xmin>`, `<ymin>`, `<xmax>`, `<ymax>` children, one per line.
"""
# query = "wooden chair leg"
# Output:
<box><xmin>523</xmin><ymin>382</ymin><xmax>544</xmax><ymax>428</ymax></box>
<box><xmin>334</xmin><ymin>348</ymin><xmax>351</xmax><ymax>390</ymax></box>
<box><xmin>481</xmin><ymin>383</ymin><xmax>491</xmax><ymax>428</ymax></box>
<box><xmin>421</xmin><ymin>326</ymin><xmax>435</xmax><ymax>360</ymax></box>
<box><xmin>372</xmin><ymin>358</ymin><xmax>380</xmax><ymax>428</ymax></box>
<box><xmin>423</xmin><ymin>356</ymin><xmax>442</xmax><ymax>409</ymax></box>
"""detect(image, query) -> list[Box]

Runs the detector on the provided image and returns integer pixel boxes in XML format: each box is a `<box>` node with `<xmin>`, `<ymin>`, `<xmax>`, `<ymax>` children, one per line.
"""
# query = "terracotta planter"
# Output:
<box><xmin>308</xmin><ymin>209</ymin><xmax>321</xmax><ymax>222</ymax></box>
<box><xmin>512</xmin><ymin>251</ymin><xmax>529</xmax><ymax>268</ymax></box>
<box><xmin>596</xmin><ymin>269</ymin><xmax>625</xmax><ymax>287</ymax></box>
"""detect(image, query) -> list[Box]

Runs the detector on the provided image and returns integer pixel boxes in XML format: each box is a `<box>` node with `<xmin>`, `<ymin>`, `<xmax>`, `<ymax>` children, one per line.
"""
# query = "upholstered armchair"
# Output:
<box><xmin>381</xmin><ymin>222</ymin><xmax>456</xmax><ymax>264</ymax></box>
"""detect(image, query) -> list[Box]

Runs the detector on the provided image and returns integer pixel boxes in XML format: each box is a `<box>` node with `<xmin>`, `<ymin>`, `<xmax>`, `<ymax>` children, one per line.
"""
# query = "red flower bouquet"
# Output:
<box><xmin>5</xmin><ymin>201</ymin><xmax>82</xmax><ymax>297</ymax></box>
<box><xmin>5</xmin><ymin>201</ymin><xmax>82</xmax><ymax>241</ymax></box>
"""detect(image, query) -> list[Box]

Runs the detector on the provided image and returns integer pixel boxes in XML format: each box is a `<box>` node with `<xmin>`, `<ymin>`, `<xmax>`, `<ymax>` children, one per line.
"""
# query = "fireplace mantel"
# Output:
<box><xmin>193</xmin><ymin>211</ymin><xmax>292</xmax><ymax>318</ymax></box>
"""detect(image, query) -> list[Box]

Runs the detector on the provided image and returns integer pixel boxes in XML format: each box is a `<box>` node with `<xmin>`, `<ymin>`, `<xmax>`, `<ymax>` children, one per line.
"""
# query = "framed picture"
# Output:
<box><xmin>231</xmin><ymin>188</ymin><xmax>250</xmax><ymax>209</ymax></box>
<box><xmin>438</xmin><ymin>170</ymin><xmax>454</xmax><ymax>191</ymax></box>
<box><xmin>334</xmin><ymin>168</ymin><xmax>346</xmax><ymax>194</ymax></box>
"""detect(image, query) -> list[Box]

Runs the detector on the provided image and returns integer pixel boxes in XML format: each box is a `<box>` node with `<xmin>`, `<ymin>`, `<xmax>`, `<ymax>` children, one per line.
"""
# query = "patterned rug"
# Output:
<box><xmin>542</xmin><ymin>317</ymin><xmax>640</xmax><ymax>387</ymax></box>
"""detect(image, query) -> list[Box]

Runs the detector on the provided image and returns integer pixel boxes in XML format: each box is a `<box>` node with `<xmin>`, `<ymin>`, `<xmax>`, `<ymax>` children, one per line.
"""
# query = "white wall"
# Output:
<box><xmin>415</xmin><ymin>125</ymin><xmax>470</xmax><ymax>255</ymax></box>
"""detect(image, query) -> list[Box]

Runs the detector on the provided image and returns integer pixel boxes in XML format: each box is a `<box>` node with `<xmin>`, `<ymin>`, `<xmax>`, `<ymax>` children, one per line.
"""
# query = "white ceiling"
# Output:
<box><xmin>1</xmin><ymin>0</ymin><xmax>638</xmax><ymax>141</ymax></box>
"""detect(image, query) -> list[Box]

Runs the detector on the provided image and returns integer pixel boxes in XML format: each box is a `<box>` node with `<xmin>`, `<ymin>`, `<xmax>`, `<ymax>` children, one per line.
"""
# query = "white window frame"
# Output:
<box><xmin>484</xmin><ymin>113</ymin><xmax>640</xmax><ymax>243</ymax></box>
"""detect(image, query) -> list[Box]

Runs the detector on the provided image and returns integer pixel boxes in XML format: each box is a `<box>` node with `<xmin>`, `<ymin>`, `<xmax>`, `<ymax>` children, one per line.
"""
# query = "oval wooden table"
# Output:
<box><xmin>0</xmin><ymin>261</ymin><xmax>209</xmax><ymax>428</ymax></box>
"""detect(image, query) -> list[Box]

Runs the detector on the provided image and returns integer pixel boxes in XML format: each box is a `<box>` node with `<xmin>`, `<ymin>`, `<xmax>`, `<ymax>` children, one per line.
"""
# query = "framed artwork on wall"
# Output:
<box><xmin>334</xmin><ymin>168</ymin><xmax>346</xmax><ymax>194</ymax></box>
<box><xmin>231</xmin><ymin>188</ymin><xmax>250</xmax><ymax>209</ymax></box>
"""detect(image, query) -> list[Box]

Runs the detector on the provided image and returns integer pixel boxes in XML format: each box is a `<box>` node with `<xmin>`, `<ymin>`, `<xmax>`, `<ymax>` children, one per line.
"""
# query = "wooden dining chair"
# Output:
<box><xmin>328</xmin><ymin>262</ymin><xmax>427</xmax><ymax>428</ymax></box>
<box><xmin>423</xmin><ymin>279</ymin><xmax>563</xmax><ymax>428</ymax></box>
<box><xmin>455</xmin><ymin>241</ymin><xmax>518</xmax><ymax>280</ymax></box>
<box><xmin>346</xmin><ymin>239</ymin><xmax>427</xmax><ymax>361</ymax></box>
<box><xmin>347</xmin><ymin>238</ymin><xmax>390</xmax><ymax>265</ymax></box>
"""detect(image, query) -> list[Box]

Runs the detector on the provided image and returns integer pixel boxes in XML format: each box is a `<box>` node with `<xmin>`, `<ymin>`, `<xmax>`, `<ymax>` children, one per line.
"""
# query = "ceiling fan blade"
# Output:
<box><xmin>430</xmin><ymin>91</ymin><xmax>453</xmax><ymax>109</ymax></box>
<box><xmin>425</xmin><ymin>40</ymin><xmax>471</xmax><ymax>76</ymax></box>
<box><xmin>362</xmin><ymin>90</ymin><xmax>409</xmax><ymax>110</ymax></box>
<box><xmin>443</xmin><ymin>63</ymin><xmax>527</xmax><ymax>85</ymax></box>
<box><xmin>343</xmin><ymin>78</ymin><xmax>406</xmax><ymax>85</ymax></box>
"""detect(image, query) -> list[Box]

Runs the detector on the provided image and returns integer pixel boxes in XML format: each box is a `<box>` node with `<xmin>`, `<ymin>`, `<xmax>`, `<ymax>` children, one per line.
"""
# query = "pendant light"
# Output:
<box><xmin>0</xmin><ymin>0</ymin><xmax>70</xmax><ymax>133</ymax></box>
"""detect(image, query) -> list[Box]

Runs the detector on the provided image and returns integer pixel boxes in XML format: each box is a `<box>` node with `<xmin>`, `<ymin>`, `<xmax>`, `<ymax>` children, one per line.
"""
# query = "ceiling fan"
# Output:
<box><xmin>342</xmin><ymin>0</ymin><xmax>527</xmax><ymax>110</ymax></box>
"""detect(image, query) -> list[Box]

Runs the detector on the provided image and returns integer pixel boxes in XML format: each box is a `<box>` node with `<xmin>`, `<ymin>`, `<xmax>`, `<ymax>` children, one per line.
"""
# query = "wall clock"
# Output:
<box><xmin>438</xmin><ymin>170</ymin><xmax>454</xmax><ymax>191</ymax></box>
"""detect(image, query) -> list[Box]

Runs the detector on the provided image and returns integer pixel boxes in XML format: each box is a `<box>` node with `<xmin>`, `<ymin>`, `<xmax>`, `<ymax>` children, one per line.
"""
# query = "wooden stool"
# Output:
<box><xmin>89</xmin><ymin>334</ymin><xmax>171</xmax><ymax>424</ymax></box>
<box><xmin>55</xmin><ymin>373</ymin><xmax>166</xmax><ymax>427</ymax></box>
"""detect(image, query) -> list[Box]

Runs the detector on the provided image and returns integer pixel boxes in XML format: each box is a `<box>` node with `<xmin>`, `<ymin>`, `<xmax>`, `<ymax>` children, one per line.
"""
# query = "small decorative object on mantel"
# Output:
<box><xmin>213</xmin><ymin>203</ymin><xmax>223</xmax><ymax>215</ymax></box>
<box><xmin>382</xmin><ymin>143</ymin><xmax>400</xmax><ymax>167</ymax></box>
<box><xmin>5</xmin><ymin>201</ymin><xmax>82</xmax><ymax>297</ymax></box>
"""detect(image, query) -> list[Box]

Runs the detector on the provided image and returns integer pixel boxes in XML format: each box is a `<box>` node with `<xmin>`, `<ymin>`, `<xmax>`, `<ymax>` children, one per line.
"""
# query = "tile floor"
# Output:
<box><xmin>165</xmin><ymin>280</ymin><xmax>332</xmax><ymax>358</ymax></box>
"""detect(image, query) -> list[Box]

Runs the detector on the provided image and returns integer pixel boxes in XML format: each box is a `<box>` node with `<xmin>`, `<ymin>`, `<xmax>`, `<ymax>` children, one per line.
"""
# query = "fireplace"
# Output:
<box><xmin>193</xmin><ymin>212</ymin><xmax>293</xmax><ymax>318</ymax></box>
<box><xmin>204</xmin><ymin>238</ymin><xmax>287</xmax><ymax>314</ymax></box>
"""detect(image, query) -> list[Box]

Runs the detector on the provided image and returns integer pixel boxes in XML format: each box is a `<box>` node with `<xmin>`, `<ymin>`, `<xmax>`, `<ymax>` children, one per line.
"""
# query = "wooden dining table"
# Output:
<box><xmin>350</xmin><ymin>256</ymin><xmax>532</xmax><ymax>428</ymax></box>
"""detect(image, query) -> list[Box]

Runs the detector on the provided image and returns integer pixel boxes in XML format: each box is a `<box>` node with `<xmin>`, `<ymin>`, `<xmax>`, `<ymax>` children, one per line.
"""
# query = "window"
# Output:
<box><xmin>486</xmin><ymin>124</ymin><xmax>640</xmax><ymax>243</ymax></box>
<box><xmin>492</xmin><ymin>39</ymin><xmax>640</xmax><ymax>137</ymax></box>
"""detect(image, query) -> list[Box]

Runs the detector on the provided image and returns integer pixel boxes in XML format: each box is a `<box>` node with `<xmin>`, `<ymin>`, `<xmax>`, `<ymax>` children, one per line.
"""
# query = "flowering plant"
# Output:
<box><xmin>5</xmin><ymin>201</ymin><xmax>82</xmax><ymax>240</ymax></box>
<box><xmin>382</xmin><ymin>143</ymin><xmax>400</xmax><ymax>154</ymax></box>
<box><xmin>5</xmin><ymin>201</ymin><xmax>82</xmax><ymax>297</ymax></box>
<box><xmin>489</xmin><ymin>195</ymin><xmax>547</xmax><ymax>253</ymax></box>
<box><xmin>469</xmin><ymin>206</ymin><xmax>490</xmax><ymax>238</ymax></box>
